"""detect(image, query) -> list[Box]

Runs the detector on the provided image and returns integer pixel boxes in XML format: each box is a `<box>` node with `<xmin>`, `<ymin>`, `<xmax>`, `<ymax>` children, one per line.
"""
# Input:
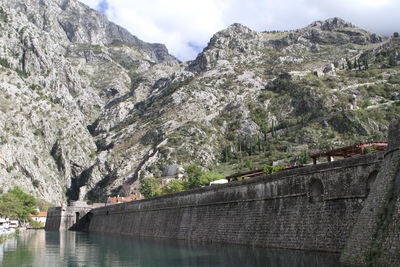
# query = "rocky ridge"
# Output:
<box><xmin>0</xmin><ymin>0</ymin><xmax>399</xmax><ymax>203</ymax></box>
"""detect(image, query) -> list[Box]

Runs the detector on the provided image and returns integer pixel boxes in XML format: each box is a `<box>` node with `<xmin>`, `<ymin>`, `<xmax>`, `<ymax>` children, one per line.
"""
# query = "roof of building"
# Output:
<box><xmin>310</xmin><ymin>142</ymin><xmax>388</xmax><ymax>159</ymax></box>
<box><xmin>225</xmin><ymin>165</ymin><xmax>302</xmax><ymax>181</ymax></box>
<box><xmin>28</xmin><ymin>212</ymin><xmax>47</xmax><ymax>218</ymax></box>
<box><xmin>107</xmin><ymin>193</ymin><xmax>144</xmax><ymax>205</ymax></box>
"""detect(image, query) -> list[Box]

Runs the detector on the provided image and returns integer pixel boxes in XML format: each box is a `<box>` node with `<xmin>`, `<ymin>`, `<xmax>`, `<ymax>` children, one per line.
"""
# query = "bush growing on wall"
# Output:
<box><xmin>262</xmin><ymin>165</ymin><xmax>285</xmax><ymax>175</ymax></box>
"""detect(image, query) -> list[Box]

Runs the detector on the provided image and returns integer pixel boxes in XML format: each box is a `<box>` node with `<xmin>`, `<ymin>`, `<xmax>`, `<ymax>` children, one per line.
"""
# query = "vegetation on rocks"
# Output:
<box><xmin>139</xmin><ymin>165</ymin><xmax>224</xmax><ymax>197</ymax></box>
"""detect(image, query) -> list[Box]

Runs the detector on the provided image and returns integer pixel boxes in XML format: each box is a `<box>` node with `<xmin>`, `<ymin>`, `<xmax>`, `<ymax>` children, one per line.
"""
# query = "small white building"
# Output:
<box><xmin>0</xmin><ymin>217</ymin><xmax>15</xmax><ymax>235</ymax></box>
<box><xmin>0</xmin><ymin>217</ymin><xmax>10</xmax><ymax>229</ymax></box>
<box><xmin>8</xmin><ymin>220</ymin><xmax>19</xmax><ymax>228</ymax></box>
<box><xmin>28</xmin><ymin>212</ymin><xmax>47</xmax><ymax>226</ymax></box>
<box><xmin>210</xmin><ymin>179</ymin><xmax>229</xmax><ymax>185</ymax></box>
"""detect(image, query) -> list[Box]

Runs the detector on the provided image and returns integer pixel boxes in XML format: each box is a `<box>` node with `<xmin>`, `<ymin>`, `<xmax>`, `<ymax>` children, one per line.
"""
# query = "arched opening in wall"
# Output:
<box><xmin>366</xmin><ymin>170</ymin><xmax>379</xmax><ymax>196</ymax></box>
<box><xmin>309</xmin><ymin>179</ymin><xmax>324</xmax><ymax>203</ymax></box>
<box><xmin>75</xmin><ymin>212</ymin><xmax>80</xmax><ymax>223</ymax></box>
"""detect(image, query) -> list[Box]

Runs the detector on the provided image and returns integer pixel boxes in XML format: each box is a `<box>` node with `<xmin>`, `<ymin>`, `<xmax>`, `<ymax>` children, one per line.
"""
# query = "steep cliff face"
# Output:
<box><xmin>0</xmin><ymin>0</ymin><xmax>178</xmax><ymax>203</ymax></box>
<box><xmin>0</xmin><ymin>0</ymin><xmax>399</xmax><ymax>203</ymax></box>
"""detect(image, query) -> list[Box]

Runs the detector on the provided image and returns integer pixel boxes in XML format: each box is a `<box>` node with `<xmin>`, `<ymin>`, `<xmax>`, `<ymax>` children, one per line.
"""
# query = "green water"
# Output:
<box><xmin>0</xmin><ymin>230</ymin><xmax>343</xmax><ymax>267</ymax></box>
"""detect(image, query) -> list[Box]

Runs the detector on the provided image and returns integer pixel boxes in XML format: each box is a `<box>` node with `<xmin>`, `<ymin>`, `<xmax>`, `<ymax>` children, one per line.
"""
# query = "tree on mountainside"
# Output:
<box><xmin>185</xmin><ymin>164</ymin><xmax>224</xmax><ymax>189</ymax></box>
<box><xmin>185</xmin><ymin>164</ymin><xmax>204</xmax><ymax>189</ymax></box>
<box><xmin>363</xmin><ymin>59</ymin><xmax>369</xmax><ymax>70</ymax></box>
<box><xmin>139</xmin><ymin>178</ymin><xmax>161</xmax><ymax>198</ymax></box>
<box><xmin>346</xmin><ymin>58</ymin><xmax>352</xmax><ymax>70</ymax></box>
<box><xmin>389</xmin><ymin>55</ymin><xmax>397</xmax><ymax>67</ymax></box>
<box><xmin>162</xmin><ymin>179</ymin><xmax>186</xmax><ymax>194</ymax></box>
<box><xmin>0</xmin><ymin>186</ymin><xmax>38</xmax><ymax>221</ymax></box>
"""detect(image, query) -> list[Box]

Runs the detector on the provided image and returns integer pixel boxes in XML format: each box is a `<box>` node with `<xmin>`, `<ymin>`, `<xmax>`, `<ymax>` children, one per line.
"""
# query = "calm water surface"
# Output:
<box><xmin>0</xmin><ymin>230</ymin><xmax>343</xmax><ymax>267</ymax></box>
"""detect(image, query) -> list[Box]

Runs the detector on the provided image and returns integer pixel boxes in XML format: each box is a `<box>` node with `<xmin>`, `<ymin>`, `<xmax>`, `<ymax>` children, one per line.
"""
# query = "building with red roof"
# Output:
<box><xmin>28</xmin><ymin>211</ymin><xmax>47</xmax><ymax>226</ymax></box>
<box><xmin>106</xmin><ymin>193</ymin><xmax>144</xmax><ymax>205</ymax></box>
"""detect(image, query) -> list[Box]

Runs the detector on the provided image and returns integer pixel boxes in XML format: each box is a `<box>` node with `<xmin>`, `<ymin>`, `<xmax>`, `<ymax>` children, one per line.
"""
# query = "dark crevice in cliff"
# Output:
<box><xmin>67</xmin><ymin>165</ymin><xmax>94</xmax><ymax>201</ymax></box>
<box><xmin>87</xmin><ymin>119</ymin><xmax>100</xmax><ymax>136</ymax></box>
<box><xmin>50</xmin><ymin>141</ymin><xmax>66</xmax><ymax>174</ymax></box>
<box><xmin>95</xmin><ymin>139</ymin><xmax>114</xmax><ymax>152</ymax></box>
<box><xmin>86</xmin><ymin>170</ymin><xmax>119</xmax><ymax>202</ymax></box>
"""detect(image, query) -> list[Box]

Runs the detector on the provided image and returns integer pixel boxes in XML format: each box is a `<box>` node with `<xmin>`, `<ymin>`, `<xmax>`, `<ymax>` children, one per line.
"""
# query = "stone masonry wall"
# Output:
<box><xmin>341</xmin><ymin>119</ymin><xmax>400</xmax><ymax>266</ymax></box>
<box><xmin>88</xmin><ymin>153</ymin><xmax>382</xmax><ymax>253</ymax></box>
<box><xmin>45</xmin><ymin>202</ymin><xmax>93</xmax><ymax>231</ymax></box>
<box><xmin>45</xmin><ymin>207</ymin><xmax>62</xmax><ymax>231</ymax></box>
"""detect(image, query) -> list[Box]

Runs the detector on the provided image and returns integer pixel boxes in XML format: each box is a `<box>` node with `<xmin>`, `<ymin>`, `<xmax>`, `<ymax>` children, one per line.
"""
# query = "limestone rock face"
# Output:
<box><xmin>0</xmin><ymin>0</ymin><xmax>178</xmax><ymax>203</ymax></box>
<box><xmin>0</xmin><ymin>0</ymin><xmax>398</xmax><ymax>204</ymax></box>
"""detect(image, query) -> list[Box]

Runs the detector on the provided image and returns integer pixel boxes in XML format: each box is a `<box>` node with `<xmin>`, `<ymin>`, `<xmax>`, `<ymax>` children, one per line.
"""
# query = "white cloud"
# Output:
<box><xmin>103</xmin><ymin>0</ymin><xmax>229</xmax><ymax>61</ymax></box>
<box><xmin>79</xmin><ymin>0</ymin><xmax>400</xmax><ymax>61</ymax></box>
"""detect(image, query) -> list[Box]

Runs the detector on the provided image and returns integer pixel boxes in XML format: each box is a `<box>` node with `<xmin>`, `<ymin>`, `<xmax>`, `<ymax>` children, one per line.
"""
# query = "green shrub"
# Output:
<box><xmin>0</xmin><ymin>186</ymin><xmax>38</xmax><ymax>221</ymax></box>
<box><xmin>32</xmin><ymin>180</ymin><xmax>40</xmax><ymax>188</ymax></box>
<box><xmin>6</xmin><ymin>166</ymin><xmax>13</xmax><ymax>173</ymax></box>
<box><xmin>361</xmin><ymin>99</ymin><xmax>373</xmax><ymax>108</ymax></box>
<box><xmin>362</xmin><ymin>146</ymin><xmax>376</xmax><ymax>154</ymax></box>
<box><xmin>185</xmin><ymin>164</ymin><xmax>203</xmax><ymax>189</ymax></box>
<box><xmin>31</xmin><ymin>221</ymin><xmax>44</xmax><ymax>228</ymax></box>
<box><xmin>262</xmin><ymin>165</ymin><xmax>285</xmax><ymax>175</ymax></box>
<box><xmin>0</xmin><ymin>58</ymin><xmax>10</xmax><ymax>68</ymax></box>
<box><xmin>388</xmin><ymin>74</ymin><xmax>400</xmax><ymax>84</ymax></box>
<box><xmin>139</xmin><ymin>178</ymin><xmax>161</xmax><ymax>198</ymax></box>
<box><xmin>162</xmin><ymin>179</ymin><xmax>185</xmax><ymax>194</ymax></box>
<box><xmin>199</xmin><ymin>172</ymin><xmax>224</xmax><ymax>186</ymax></box>
<box><xmin>258</xmin><ymin>91</ymin><xmax>275</xmax><ymax>102</ymax></box>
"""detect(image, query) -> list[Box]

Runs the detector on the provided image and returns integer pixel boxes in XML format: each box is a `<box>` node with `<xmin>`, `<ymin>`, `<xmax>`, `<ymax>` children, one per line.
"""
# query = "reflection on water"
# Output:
<box><xmin>0</xmin><ymin>230</ymin><xmax>343</xmax><ymax>267</ymax></box>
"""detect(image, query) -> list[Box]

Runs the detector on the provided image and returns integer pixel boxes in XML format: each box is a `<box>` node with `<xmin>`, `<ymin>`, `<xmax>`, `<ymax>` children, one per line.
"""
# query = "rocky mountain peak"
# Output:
<box><xmin>187</xmin><ymin>23</ymin><xmax>260</xmax><ymax>72</ymax></box>
<box><xmin>300</xmin><ymin>17</ymin><xmax>382</xmax><ymax>45</ymax></box>
<box><xmin>309</xmin><ymin>17</ymin><xmax>354</xmax><ymax>31</ymax></box>
<box><xmin>205</xmin><ymin>22</ymin><xmax>259</xmax><ymax>50</ymax></box>
<box><xmin>226</xmin><ymin>23</ymin><xmax>254</xmax><ymax>34</ymax></box>
<box><xmin>2</xmin><ymin>0</ymin><xmax>176</xmax><ymax>64</ymax></box>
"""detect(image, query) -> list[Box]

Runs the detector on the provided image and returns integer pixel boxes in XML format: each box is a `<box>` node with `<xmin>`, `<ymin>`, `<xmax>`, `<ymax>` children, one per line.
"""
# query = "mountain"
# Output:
<box><xmin>0</xmin><ymin>0</ymin><xmax>178</xmax><ymax>203</ymax></box>
<box><xmin>0</xmin><ymin>0</ymin><xmax>399</xmax><ymax>204</ymax></box>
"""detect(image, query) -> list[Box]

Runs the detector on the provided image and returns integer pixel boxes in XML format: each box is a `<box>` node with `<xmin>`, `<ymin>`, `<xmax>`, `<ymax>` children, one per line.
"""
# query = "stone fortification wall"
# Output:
<box><xmin>45</xmin><ymin>201</ymin><xmax>93</xmax><ymax>231</ymax></box>
<box><xmin>88</xmin><ymin>153</ymin><xmax>381</xmax><ymax>253</ymax></box>
<box><xmin>341</xmin><ymin>119</ymin><xmax>400</xmax><ymax>266</ymax></box>
<box><xmin>45</xmin><ymin>206</ymin><xmax>63</xmax><ymax>231</ymax></box>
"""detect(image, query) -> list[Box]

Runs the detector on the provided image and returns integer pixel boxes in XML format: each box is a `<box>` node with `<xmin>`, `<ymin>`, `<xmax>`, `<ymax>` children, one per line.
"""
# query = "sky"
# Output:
<box><xmin>80</xmin><ymin>0</ymin><xmax>400</xmax><ymax>61</ymax></box>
